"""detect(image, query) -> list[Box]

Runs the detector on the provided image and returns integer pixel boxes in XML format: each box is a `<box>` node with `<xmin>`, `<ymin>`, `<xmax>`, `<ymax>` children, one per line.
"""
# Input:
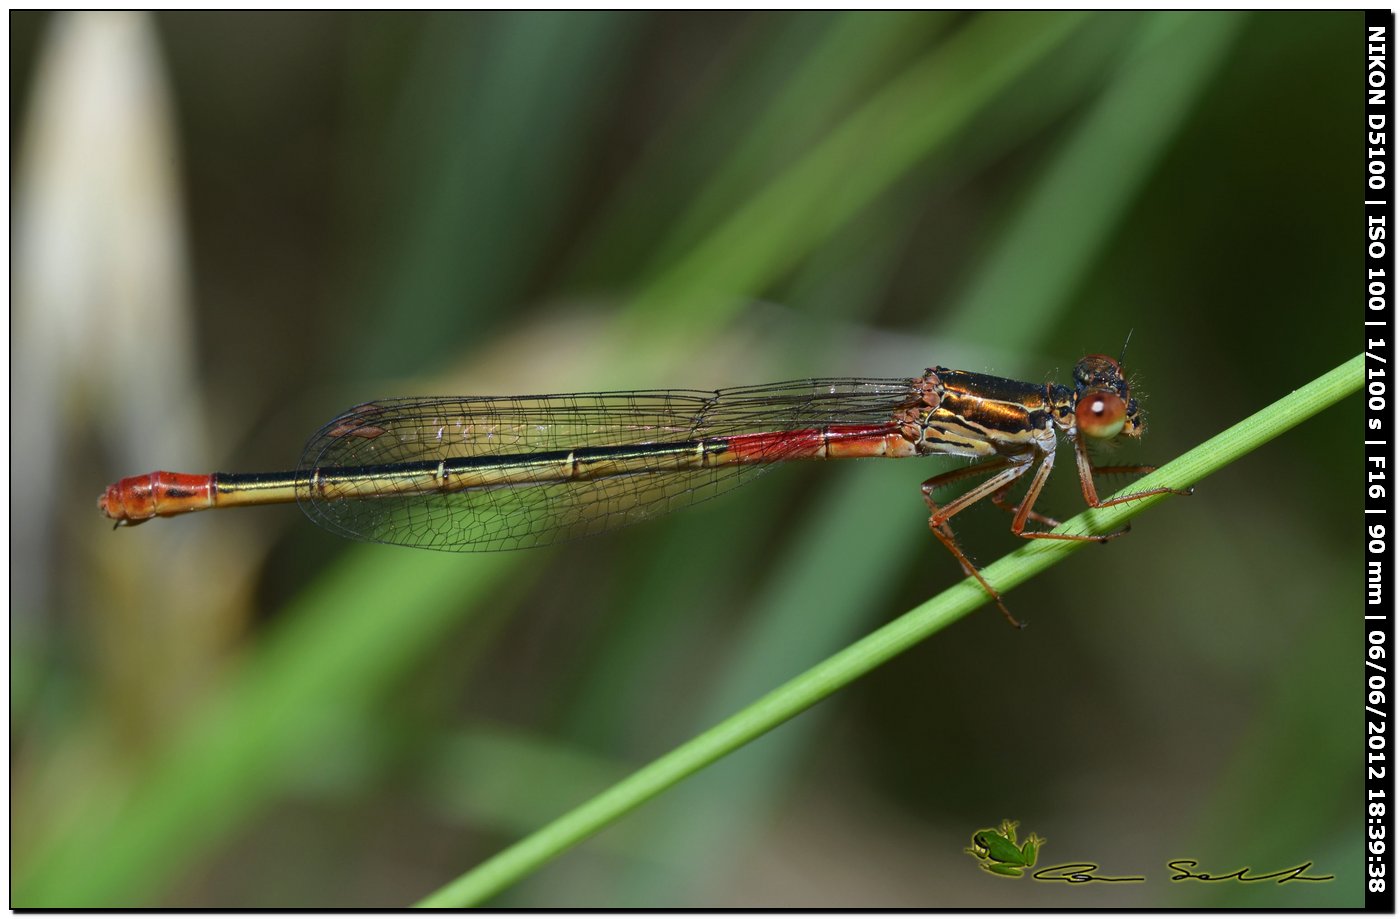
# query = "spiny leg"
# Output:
<box><xmin>921</xmin><ymin>458</ymin><xmax>1033</xmax><ymax>628</ymax></box>
<box><xmin>1091</xmin><ymin>464</ymin><xmax>1159</xmax><ymax>477</ymax></box>
<box><xmin>1064</xmin><ymin>464</ymin><xmax>1179</xmax><ymax>538</ymax></box>
<box><xmin>1073</xmin><ymin>435</ymin><xmax>1193</xmax><ymax>509</ymax></box>
<box><xmin>990</xmin><ymin>483</ymin><xmax>1064</xmax><ymax>529</ymax></box>
<box><xmin>921</xmin><ymin>456</ymin><xmax>1014</xmax><ymax>493</ymax></box>
<box><xmin>989</xmin><ymin>464</ymin><xmax>1174</xmax><ymax>531</ymax></box>
<box><xmin>1006</xmin><ymin>446</ymin><xmax>1133</xmax><ymax>543</ymax></box>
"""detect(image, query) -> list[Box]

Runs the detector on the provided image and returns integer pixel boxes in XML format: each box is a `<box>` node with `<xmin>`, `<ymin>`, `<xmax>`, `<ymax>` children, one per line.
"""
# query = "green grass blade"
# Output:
<box><xmin>15</xmin><ymin>550</ymin><xmax>527</xmax><ymax>907</ymax></box>
<box><xmin>623</xmin><ymin>12</ymin><xmax>1087</xmax><ymax>339</ymax></box>
<box><xmin>575</xmin><ymin>12</ymin><xmax>948</xmax><ymax>285</ymax></box>
<box><xmin>415</xmin><ymin>352</ymin><xmax>1362</xmax><ymax>908</ymax></box>
<box><xmin>644</xmin><ymin>12</ymin><xmax>952</xmax><ymax>271</ymax></box>
<box><xmin>350</xmin><ymin>12</ymin><xmax>640</xmax><ymax>377</ymax></box>
<box><xmin>944</xmin><ymin>10</ymin><xmax>1247</xmax><ymax>347</ymax></box>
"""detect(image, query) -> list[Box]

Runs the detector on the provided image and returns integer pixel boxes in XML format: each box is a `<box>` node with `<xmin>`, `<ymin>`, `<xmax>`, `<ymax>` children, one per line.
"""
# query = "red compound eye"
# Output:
<box><xmin>1076</xmin><ymin>391</ymin><xmax>1126</xmax><ymax>439</ymax></box>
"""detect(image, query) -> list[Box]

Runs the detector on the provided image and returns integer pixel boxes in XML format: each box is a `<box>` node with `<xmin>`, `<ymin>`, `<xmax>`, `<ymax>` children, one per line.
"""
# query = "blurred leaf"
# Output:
<box><xmin>352</xmin><ymin>12</ymin><xmax>642</xmax><ymax>378</ymax></box>
<box><xmin>420</xmin><ymin>724</ymin><xmax>666</xmax><ymax>858</ymax></box>
<box><xmin>578</xmin><ymin>12</ymin><xmax>951</xmax><ymax>281</ymax></box>
<box><xmin>15</xmin><ymin>550</ymin><xmax>523</xmax><ymax>906</ymax></box>
<box><xmin>943</xmin><ymin>11</ymin><xmax>1247</xmax><ymax>348</ymax></box>
<box><xmin>619</xmin><ymin>12</ymin><xmax>1089</xmax><ymax>350</ymax></box>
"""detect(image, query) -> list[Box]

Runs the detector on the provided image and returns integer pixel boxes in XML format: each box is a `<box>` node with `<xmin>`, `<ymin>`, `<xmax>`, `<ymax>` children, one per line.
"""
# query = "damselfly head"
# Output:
<box><xmin>1072</xmin><ymin>354</ymin><xmax>1144</xmax><ymax>440</ymax></box>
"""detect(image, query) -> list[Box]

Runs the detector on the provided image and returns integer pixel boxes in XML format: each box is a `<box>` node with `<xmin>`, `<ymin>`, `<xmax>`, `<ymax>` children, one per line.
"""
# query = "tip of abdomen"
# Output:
<box><xmin>97</xmin><ymin>471</ymin><xmax>214</xmax><ymax>523</ymax></box>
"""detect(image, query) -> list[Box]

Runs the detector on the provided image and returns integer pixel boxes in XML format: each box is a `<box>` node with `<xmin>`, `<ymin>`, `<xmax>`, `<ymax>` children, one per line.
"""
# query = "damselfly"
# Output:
<box><xmin>99</xmin><ymin>354</ymin><xmax>1189</xmax><ymax>626</ymax></box>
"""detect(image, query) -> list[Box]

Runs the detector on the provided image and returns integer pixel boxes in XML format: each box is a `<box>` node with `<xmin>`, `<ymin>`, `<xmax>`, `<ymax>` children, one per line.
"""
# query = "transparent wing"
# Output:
<box><xmin>295</xmin><ymin>379</ymin><xmax>919</xmax><ymax>551</ymax></box>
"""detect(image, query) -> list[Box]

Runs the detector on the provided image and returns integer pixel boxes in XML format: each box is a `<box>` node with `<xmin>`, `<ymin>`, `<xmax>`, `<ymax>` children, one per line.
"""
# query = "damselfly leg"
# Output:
<box><xmin>921</xmin><ymin>458</ymin><xmax>1034</xmax><ymax>628</ymax></box>
<box><xmin>920</xmin><ymin>431</ymin><xmax>1191</xmax><ymax>626</ymax></box>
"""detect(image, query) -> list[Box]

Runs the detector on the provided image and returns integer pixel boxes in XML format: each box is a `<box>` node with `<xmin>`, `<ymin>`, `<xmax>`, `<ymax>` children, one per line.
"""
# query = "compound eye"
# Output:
<box><xmin>1076</xmin><ymin>391</ymin><xmax>1126</xmax><ymax>439</ymax></box>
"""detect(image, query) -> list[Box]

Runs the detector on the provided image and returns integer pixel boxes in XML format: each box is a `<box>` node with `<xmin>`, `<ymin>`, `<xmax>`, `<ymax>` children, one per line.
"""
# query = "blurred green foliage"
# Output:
<box><xmin>12</xmin><ymin>10</ymin><xmax>1363</xmax><ymax>908</ymax></box>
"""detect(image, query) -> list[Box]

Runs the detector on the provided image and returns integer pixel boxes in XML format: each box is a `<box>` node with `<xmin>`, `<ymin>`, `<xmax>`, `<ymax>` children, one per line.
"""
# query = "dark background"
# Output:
<box><xmin>12</xmin><ymin>11</ymin><xmax>1361</xmax><ymax>907</ymax></box>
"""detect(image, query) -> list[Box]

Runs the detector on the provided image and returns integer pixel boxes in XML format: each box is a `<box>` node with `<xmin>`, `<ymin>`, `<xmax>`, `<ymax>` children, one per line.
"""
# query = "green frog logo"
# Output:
<box><xmin>965</xmin><ymin>820</ymin><xmax>1044</xmax><ymax>878</ymax></box>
